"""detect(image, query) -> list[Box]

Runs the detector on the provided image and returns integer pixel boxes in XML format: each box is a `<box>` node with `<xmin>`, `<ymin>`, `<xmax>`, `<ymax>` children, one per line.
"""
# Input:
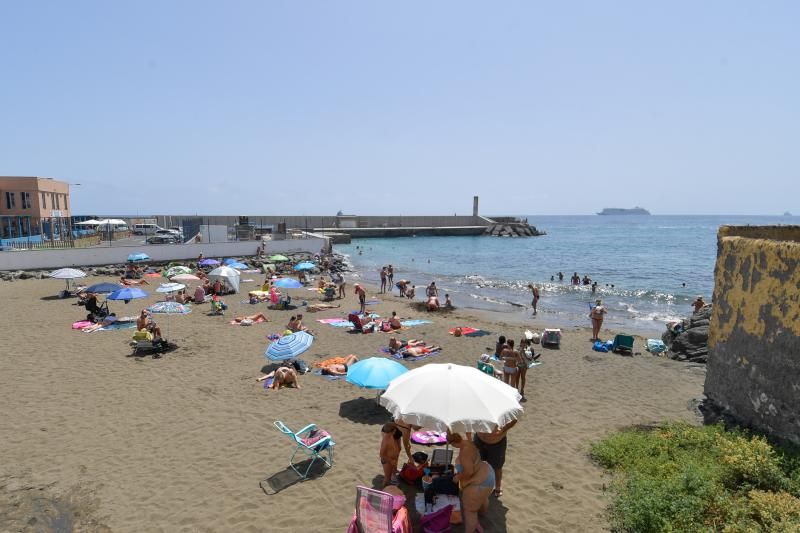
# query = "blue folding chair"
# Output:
<box><xmin>274</xmin><ymin>421</ymin><xmax>335</xmax><ymax>480</ymax></box>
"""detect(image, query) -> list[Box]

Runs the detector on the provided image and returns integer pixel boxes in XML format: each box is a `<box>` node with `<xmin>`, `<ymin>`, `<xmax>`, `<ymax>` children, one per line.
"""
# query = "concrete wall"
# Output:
<box><xmin>152</xmin><ymin>214</ymin><xmax>490</xmax><ymax>230</ymax></box>
<box><xmin>704</xmin><ymin>225</ymin><xmax>800</xmax><ymax>445</ymax></box>
<box><xmin>0</xmin><ymin>237</ymin><xmax>326</xmax><ymax>270</ymax></box>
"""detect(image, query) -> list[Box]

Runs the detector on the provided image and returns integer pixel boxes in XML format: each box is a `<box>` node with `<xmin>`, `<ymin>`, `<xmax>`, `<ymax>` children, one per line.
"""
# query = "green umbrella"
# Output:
<box><xmin>261</xmin><ymin>263</ymin><xmax>276</xmax><ymax>273</ymax></box>
<box><xmin>164</xmin><ymin>265</ymin><xmax>192</xmax><ymax>278</ymax></box>
<box><xmin>269</xmin><ymin>254</ymin><xmax>289</xmax><ymax>262</ymax></box>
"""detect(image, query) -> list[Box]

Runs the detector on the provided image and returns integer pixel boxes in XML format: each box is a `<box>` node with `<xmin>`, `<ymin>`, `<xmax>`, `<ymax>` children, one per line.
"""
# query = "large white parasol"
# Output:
<box><xmin>379</xmin><ymin>363</ymin><xmax>523</xmax><ymax>434</ymax></box>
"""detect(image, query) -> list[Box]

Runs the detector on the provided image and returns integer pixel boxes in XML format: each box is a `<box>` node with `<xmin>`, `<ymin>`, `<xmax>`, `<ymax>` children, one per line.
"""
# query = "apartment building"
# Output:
<box><xmin>0</xmin><ymin>176</ymin><xmax>72</xmax><ymax>243</ymax></box>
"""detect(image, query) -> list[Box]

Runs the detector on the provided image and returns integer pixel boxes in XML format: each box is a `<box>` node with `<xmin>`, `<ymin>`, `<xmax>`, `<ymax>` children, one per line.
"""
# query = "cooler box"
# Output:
<box><xmin>542</xmin><ymin>328</ymin><xmax>562</xmax><ymax>347</ymax></box>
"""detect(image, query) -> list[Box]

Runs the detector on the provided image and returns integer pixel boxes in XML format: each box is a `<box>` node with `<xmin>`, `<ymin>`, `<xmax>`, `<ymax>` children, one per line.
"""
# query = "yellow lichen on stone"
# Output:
<box><xmin>710</xmin><ymin>235</ymin><xmax>800</xmax><ymax>346</ymax></box>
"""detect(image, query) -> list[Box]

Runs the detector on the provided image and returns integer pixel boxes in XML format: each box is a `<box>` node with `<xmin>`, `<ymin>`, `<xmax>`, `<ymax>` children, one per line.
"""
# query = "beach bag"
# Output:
<box><xmin>300</xmin><ymin>428</ymin><xmax>330</xmax><ymax>449</ymax></box>
<box><xmin>646</xmin><ymin>339</ymin><xmax>667</xmax><ymax>354</ymax></box>
<box><xmin>593</xmin><ymin>341</ymin><xmax>609</xmax><ymax>352</ymax></box>
<box><xmin>399</xmin><ymin>462</ymin><xmax>428</xmax><ymax>484</ymax></box>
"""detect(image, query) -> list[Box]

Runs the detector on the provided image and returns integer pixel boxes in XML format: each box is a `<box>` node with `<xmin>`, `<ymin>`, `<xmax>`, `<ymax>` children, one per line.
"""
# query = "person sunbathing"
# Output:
<box><xmin>81</xmin><ymin>313</ymin><xmax>118</xmax><ymax>332</ymax></box>
<box><xmin>388</xmin><ymin>337</ymin><xmax>425</xmax><ymax>354</ymax></box>
<box><xmin>234</xmin><ymin>313</ymin><xmax>269</xmax><ymax>325</ymax></box>
<box><xmin>401</xmin><ymin>345</ymin><xmax>442</xmax><ymax>358</ymax></box>
<box><xmin>321</xmin><ymin>354</ymin><xmax>358</xmax><ymax>376</ymax></box>
<box><xmin>120</xmin><ymin>277</ymin><xmax>149</xmax><ymax>286</ymax></box>
<box><xmin>260</xmin><ymin>366</ymin><xmax>300</xmax><ymax>389</ymax></box>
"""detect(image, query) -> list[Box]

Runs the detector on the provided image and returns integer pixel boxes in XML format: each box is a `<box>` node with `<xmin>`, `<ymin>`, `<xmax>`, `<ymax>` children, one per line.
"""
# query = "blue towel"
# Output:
<box><xmin>99</xmin><ymin>321</ymin><xmax>137</xmax><ymax>331</ymax></box>
<box><xmin>400</xmin><ymin>319</ymin><xmax>432</xmax><ymax>327</ymax></box>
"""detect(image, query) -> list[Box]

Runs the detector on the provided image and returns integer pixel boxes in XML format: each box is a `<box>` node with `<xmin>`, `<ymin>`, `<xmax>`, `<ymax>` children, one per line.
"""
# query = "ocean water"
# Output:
<box><xmin>334</xmin><ymin>215</ymin><xmax>796</xmax><ymax>335</ymax></box>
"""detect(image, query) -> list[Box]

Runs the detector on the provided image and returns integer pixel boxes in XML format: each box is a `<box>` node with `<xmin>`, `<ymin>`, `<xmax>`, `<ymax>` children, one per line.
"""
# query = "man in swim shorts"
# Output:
<box><xmin>472</xmin><ymin>419</ymin><xmax>517</xmax><ymax>498</ymax></box>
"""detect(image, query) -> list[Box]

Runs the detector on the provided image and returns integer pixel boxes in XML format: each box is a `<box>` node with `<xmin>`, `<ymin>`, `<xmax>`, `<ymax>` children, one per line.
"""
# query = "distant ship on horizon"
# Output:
<box><xmin>597</xmin><ymin>207</ymin><xmax>651</xmax><ymax>215</ymax></box>
<box><xmin>784</xmin><ymin>211</ymin><xmax>793</xmax><ymax>216</ymax></box>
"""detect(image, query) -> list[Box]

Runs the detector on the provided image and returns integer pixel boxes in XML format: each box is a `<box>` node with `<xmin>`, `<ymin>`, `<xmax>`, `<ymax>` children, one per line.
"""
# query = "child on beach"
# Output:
<box><xmin>380</xmin><ymin>423</ymin><xmax>402</xmax><ymax>488</ymax></box>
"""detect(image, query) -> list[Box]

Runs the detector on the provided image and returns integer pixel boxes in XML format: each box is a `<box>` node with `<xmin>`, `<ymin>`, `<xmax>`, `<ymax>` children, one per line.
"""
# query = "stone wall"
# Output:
<box><xmin>704</xmin><ymin>225</ymin><xmax>800</xmax><ymax>445</ymax></box>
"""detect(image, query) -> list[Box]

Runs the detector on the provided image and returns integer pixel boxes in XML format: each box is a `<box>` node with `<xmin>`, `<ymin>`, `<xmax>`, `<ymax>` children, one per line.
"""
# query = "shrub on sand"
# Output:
<box><xmin>591</xmin><ymin>421</ymin><xmax>800</xmax><ymax>532</ymax></box>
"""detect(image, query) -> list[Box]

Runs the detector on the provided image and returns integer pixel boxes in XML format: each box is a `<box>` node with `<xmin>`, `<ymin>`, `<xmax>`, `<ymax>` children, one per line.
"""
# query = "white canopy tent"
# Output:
<box><xmin>75</xmin><ymin>219</ymin><xmax>101</xmax><ymax>225</ymax></box>
<box><xmin>208</xmin><ymin>266</ymin><xmax>241</xmax><ymax>293</ymax></box>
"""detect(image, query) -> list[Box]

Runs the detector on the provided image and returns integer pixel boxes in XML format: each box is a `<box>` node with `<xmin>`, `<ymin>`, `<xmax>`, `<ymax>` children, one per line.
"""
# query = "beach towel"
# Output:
<box><xmin>313</xmin><ymin>356</ymin><xmax>354</xmax><ymax>368</ymax></box>
<box><xmin>229</xmin><ymin>317</ymin><xmax>267</xmax><ymax>326</ymax></box>
<box><xmin>365</xmin><ymin>299</ymin><xmax>380</xmax><ymax>305</ymax></box>
<box><xmin>262</xmin><ymin>377</ymin><xmax>274</xmax><ymax>389</ymax></box>
<box><xmin>317</xmin><ymin>318</ymin><xmax>349</xmax><ymax>324</ymax></box>
<box><xmin>449</xmin><ymin>327</ymin><xmax>490</xmax><ymax>337</ymax></box>
<box><xmin>144</xmin><ymin>272</ymin><xmax>161</xmax><ymax>278</ymax></box>
<box><xmin>72</xmin><ymin>320</ymin><xmax>93</xmax><ymax>329</ymax></box>
<box><xmin>400</xmin><ymin>319</ymin><xmax>431</xmax><ymax>327</ymax></box>
<box><xmin>312</xmin><ymin>369</ymin><xmax>343</xmax><ymax>381</ymax></box>
<box><xmin>98</xmin><ymin>321</ymin><xmax>137</xmax><ymax>332</ymax></box>
<box><xmin>392</xmin><ymin>348</ymin><xmax>442</xmax><ymax>361</ymax></box>
<box><xmin>411</xmin><ymin>431</ymin><xmax>448</xmax><ymax>445</ymax></box>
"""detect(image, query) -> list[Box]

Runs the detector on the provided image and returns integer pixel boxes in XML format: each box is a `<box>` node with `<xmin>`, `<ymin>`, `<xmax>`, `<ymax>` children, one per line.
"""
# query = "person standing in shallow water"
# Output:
<box><xmin>590</xmin><ymin>299</ymin><xmax>607</xmax><ymax>341</ymax></box>
<box><xmin>528</xmin><ymin>284</ymin><xmax>540</xmax><ymax>315</ymax></box>
<box><xmin>379</xmin><ymin>267</ymin><xmax>387</xmax><ymax>294</ymax></box>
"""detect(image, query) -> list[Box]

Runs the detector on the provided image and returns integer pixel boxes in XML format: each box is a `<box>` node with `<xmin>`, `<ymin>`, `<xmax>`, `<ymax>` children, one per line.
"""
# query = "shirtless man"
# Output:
<box><xmin>528</xmin><ymin>284</ymin><xmax>540</xmax><ymax>315</ymax></box>
<box><xmin>333</xmin><ymin>272</ymin><xmax>346</xmax><ymax>299</ymax></box>
<box><xmin>426</xmin><ymin>282</ymin><xmax>438</xmax><ymax>298</ymax></box>
<box><xmin>426</xmin><ymin>295</ymin><xmax>439</xmax><ymax>311</ymax></box>
<box><xmin>354</xmin><ymin>284</ymin><xmax>367</xmax><ymax>314</ymax></box>
<box><xmin>387</xmin><ymin>265</ymin><xmax>394</xmax><ymax>286</ymax></box>
<box><xmin>571</xmin><ymin>272</ymin><xmax>580</xmax><ymax>285</ymax></box>
<box><xmin>401</xmin><ymin>345</ymin><xmax>441</xmax><ymax>358</ymax></box>
<box><xmin>321</xmin><ymin>354</ymin><xmax>358</xmax><ymax>376</ymax></box>
<box><xmin>389</xmin><ymin>311</ymin><xmax>402</xmax><ymax>330</ymax></box>
<box><xmin>692</xmin><ymin>296</ymin><xmax>705</xmax><ymax>313</ymax></box>
<box><xmin>590</xmin><ymin>299</ymin><xmax>608</xmax><ymax>341</ymax></box>
<box><xmin>379</xmin><ymin>267</ymin><xmax>388</xmax><ymax>294</ymax></box>
<box><xmin>396</xmin><ymin>280</ymin><xmax>408</xmax><ymax>297</ymax></box>
<box><xmin>471</xmin><ymin>419</ymin><xmax>518</xmax><ymax>498</ymax></box>
<box><xmin>388</xmin><ymin>337</ymin><xmax>424</xmax><ymax>354</ymax></box>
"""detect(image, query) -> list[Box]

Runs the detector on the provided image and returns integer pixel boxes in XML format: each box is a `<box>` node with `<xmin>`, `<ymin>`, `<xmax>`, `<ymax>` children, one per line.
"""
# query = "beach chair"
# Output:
<box><xmin>323</xmin><ymin>286</ymin><xmax>336</xmax><ymax>301</ymax></box>
<box><xmin>209</xmin><ymin>298</ymin><xmax>224</xmax><ymax>315</ymax></box>
<box><xmin>273</xmin><ymin>421</ymin><xmax>335</xmax><ymax>480</ymax></box>
<box><xmin>477</xmin><ymin>360</ymin><xmax>500</xmax><ymax>379</ymax></box>
<box><xmin>347</xmin><ymin>486</ymin><xmax>410</xmax><ymax>533</ymax></box>
<box><xmin>420</xmin><ymin>504</ymin><xmax>453</xmax><ymax>533</ymax></box>
<box><xmin>612</xmin><ymin>334</ymin><xmax>635</xmax><ymax>355</ymax></box>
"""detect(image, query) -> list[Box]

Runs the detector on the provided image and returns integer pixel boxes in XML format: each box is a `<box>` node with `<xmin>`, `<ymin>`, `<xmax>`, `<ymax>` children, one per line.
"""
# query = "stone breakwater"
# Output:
<box><xmin>484</xmin><ymin>222</ymin><xmax>545</xmax><ymax>237</ymax></box>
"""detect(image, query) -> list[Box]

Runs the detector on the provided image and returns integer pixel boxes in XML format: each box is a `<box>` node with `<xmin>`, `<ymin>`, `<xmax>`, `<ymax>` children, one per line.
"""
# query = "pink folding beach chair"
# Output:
<box><xmin>347</xmin><ymin>486</ymin><xmax>410</xmax><ymax>533</ymax></box>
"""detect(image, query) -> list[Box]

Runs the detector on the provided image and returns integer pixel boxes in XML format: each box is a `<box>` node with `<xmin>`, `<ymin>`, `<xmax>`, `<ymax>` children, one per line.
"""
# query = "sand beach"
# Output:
<box><xmin>0</xmin><ymin>274</ymin><xmax>705</xmax><ymax>532</ymax></box>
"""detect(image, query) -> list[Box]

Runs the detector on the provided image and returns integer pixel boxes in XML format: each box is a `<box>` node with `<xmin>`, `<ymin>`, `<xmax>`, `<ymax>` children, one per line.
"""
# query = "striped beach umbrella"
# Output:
<box><xmin>265</xmin><ymin>331</ymin><xmax>314</xmax><ymax>361</ymax></box>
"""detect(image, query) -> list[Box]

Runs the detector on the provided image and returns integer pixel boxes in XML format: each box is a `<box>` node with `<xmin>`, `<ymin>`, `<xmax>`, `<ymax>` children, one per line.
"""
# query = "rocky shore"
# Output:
<box><xmin>661</xmin><ymin>305</ymin><xmax>711</xmax><ymax>363</ymax></box>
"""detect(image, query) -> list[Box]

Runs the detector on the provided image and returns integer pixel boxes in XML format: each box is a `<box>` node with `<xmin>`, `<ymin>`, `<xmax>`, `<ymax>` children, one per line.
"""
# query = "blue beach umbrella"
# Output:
<box><xmin>107</xmin><ymin>287</ymin><xmax>149</xmax><ymax>302</ymax></box>
<box><xmin>227</xmin><ymin>261</ymin><xmax>248</xmax><ymax>269</ymax></box>
<box><xmin>222</xmin><ymin>258</ymin><xmax>240</xmax><ymax>266</ymax></box>
<box><xmin>346</xmin><ymin>357</ymin><xmax>408</xmax><ymax>390</ymax></box>
<box><xmin>293</xmin><ymin>262</ymin><xmax>316</xmax><ymax>271</ymax></box>
<box><xmin>147</xmin><ymin>301</ymin><xmax>191</xmax><ymax>315</ymax></box>
<box><xmin>86</xmin><ymin>282</ymin><xmax>123</xmax><ymax>294</ymax></box>
<box><xmin>199</xmin><ymin>258</ymin><xmax>220</xmax><ymax>267</ymax></box>
<box><xmin>272</xmin><ymin>278</ymin><xmax>303</xmax><ymax>289</ymax></box>
<box><xmin>128</xmin><ymin>253</ymin><xmax>150</xmax><ymax>262</ymax></box>
<box><xmin>265</xmin><ymin>331</ymin><xmax>314</xmax><ymax>361</ymax></box>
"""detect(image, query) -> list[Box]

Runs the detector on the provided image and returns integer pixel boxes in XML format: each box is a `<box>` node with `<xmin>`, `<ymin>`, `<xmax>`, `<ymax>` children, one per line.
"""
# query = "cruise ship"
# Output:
<box><xmin>597</xmin><ymin>207</ymin><xmax>651</xmax><ymax>215</ymax></box>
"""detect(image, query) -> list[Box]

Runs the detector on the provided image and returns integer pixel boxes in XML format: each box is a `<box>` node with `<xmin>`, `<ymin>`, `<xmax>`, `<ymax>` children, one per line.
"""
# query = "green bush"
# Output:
<box><xmin>591</xmin><ymin>422</ymin><xmax>800</xmax><ymax>532</ymax></box>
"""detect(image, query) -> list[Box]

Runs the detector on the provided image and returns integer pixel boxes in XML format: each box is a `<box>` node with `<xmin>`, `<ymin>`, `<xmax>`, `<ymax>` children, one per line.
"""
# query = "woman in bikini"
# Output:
<box><xmin>501</xmin><ymin>340</ymin><xmax>521</xmax><ymax>388</ymax></box>
<box><xmin>449</xmin><ymin>433</ymin><xmax>495</xmax><ymax>533</ymax></box>
<box><xmin>379</xmin><ymin>423</ymin><xmax>403</xmax><ymax>488</ymax></box>
<box><xmin>321</xmin><ymin>354</ymin><xmax>359</xmax><ymax>376</ymax></box>
<box><xmin>590</xmin><ymin>299</ymin><xmax>607</xmax><ymax>341</ymax></box>
<box><xmin>233</xmin><ymin>312</ymin><xmax>269</xmax><ymax>324</ymax></box>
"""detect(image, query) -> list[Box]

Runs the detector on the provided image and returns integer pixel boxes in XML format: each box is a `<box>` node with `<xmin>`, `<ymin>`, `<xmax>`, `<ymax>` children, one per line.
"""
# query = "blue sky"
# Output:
<box><xmin>1</xmin><ymin>1</ymin><xmax>798</xmax><ymax>216</ymax></box>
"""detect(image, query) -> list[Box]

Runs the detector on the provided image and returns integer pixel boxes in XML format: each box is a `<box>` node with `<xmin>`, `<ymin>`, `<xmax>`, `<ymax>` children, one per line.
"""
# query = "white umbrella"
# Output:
<box><xmin>380</xmin><ymin>363</ymin><xmax>523</xmax><ymax>434</ymax></box>
<box><xmin>49</xmin><ymin>268</ymin><xmax>88</xmax><ymax>294</ymax></box>
<box><xmin>156</xmin><ymin>282</ymin><xmax>185</xmax><ymax>295</ymax></box>
<box><xmin>208</xmin><ymin>266</ymin><xmax>241</xmax><ymax>293</ymax></box>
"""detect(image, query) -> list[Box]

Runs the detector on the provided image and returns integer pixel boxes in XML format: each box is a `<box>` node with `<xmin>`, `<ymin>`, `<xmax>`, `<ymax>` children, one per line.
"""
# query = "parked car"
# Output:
<box><xmin>146</xmin><ymin>234</ymin><xmax>178</xmax><ymax>244</ymax></box>
<box><xmin>133</xmin><ymin>223</ymin><xmax>161</xmax><ymax>235</ymax></box>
